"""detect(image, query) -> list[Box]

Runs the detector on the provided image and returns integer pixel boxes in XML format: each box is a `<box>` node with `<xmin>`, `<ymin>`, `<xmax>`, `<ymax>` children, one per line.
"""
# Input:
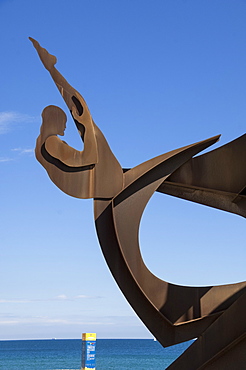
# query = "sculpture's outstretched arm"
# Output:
<box><xmin>29</xmin><ymin>37</ymin><xmax>98</xmax><ymax>166</ymax></box>
<box><xmin>37</xmin><ymin>104</ymin><xmax>94</xmax><ymax>168</ymax></box>
<box><xmin>45</xmin><ymin>136</ymin><xmax>91</xmax><ymax>168</ymax></box>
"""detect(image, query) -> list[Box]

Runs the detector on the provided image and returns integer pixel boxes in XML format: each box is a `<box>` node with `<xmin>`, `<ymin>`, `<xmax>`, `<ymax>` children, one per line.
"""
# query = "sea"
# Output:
<box><xmin>0</xmin><ymin>338</ymin><xmax>193</xmax><ymax>369</ymax></box>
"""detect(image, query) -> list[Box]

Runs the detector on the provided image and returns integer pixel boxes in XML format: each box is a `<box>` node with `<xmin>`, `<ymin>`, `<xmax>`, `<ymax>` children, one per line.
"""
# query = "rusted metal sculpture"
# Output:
<box><xmin>30</xmin><ymin>38</ymin><xmax>246</xmax><ymax>369</ymax></box>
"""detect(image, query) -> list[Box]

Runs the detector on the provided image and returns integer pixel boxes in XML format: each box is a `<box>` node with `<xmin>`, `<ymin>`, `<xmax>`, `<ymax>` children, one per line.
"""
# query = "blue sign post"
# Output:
<box><xmin>82</xmin><ymin>333</ymin><xmax>96</xmax><ymax>370</ymax></box>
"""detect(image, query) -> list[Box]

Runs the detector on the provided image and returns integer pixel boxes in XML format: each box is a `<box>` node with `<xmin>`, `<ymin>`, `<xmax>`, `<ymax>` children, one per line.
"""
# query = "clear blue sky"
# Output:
<box><xmin>0</xmin><ymin>0</ymin><xmax>245</xmax><ymax>340</ymax></box>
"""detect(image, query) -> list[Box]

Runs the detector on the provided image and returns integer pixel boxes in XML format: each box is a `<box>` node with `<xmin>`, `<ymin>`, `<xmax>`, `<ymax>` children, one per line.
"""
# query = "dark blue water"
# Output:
<box><xmin>0</xmin><ymin>339</ymin><xmax>192</xmax><ymax>369</ymax></box>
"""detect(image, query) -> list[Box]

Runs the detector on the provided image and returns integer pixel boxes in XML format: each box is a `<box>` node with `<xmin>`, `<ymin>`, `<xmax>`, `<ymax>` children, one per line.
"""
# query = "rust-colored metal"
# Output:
<box><xmin>31</xmin><ymin>38</ymin><xmax>246</xmax><ymax>369</ymax></box>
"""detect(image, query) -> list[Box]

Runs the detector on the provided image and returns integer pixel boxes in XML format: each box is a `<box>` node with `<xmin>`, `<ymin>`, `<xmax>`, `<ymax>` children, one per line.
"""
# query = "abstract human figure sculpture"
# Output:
<box><xmin>31</xmin><ymin>38</ymin><xmax>246</xmax><ymax>369</ymax></box>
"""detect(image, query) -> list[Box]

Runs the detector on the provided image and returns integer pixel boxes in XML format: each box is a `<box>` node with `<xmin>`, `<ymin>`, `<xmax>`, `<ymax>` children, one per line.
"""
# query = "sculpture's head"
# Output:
<box><xmin>40</xmin><ymin>105</ymin><xmax>67</xmax><ymax>140</ymax></box>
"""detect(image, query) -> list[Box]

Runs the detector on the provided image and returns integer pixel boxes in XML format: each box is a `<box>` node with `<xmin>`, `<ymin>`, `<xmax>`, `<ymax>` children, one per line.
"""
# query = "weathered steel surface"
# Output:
<box><xmin>158</xmin><ymin>133</ymin><xmax>246</xmax><ymax>218</ymax></box>
<box><xmin>167</xmin><ymin>291</ymin><xmax>246</xmax><ymax>369</ymax></box>
<box><xmin>31</xmin><ymin>38</ymin><xmax>246</xmax><ymax>369</ymax></box>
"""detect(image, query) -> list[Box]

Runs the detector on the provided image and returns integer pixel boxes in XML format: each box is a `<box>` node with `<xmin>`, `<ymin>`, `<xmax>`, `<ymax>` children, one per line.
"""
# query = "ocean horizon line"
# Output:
<box><xmin>0</xmin><ymin>337</ymin><xmax>154</xmax><ymax>341</ymax></box>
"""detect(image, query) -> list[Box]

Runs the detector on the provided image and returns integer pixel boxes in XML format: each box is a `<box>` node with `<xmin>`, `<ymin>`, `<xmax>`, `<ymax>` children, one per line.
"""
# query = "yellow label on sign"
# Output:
<box><xmin>82</xmin><ymin>333</ymin><xmax>96</xmax><ymax>341</ymax></box>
